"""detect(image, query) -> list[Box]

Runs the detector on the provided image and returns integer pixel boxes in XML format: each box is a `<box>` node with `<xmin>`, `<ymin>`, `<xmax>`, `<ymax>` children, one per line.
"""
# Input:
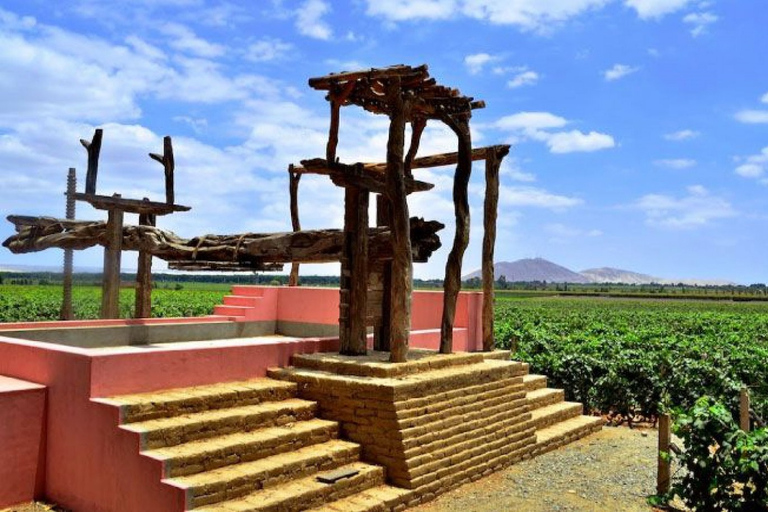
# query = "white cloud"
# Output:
<box><xmin>664</xmin><ymin>129</ymin><xmax>699</xmax><ymax>141</ymax></box>
<box><xmin>683</xmin><ymin>11</ymin><xmax>718</xmax><ymax>37</ymax></box>
<box><xmin>295</xmin><ymin>0</ymin><xmax>332</xmax><ymax>40</ymax></box>
<box><xmin>245</xmin><ymin>38</ymin><xmax>292</xmax><ymax>62</ymax></box>
<box><xmin>160</xmin><ymin>23</ymin><xmax>226</xmax><ymax>58</ymax></box>
<box><xmin>365</xmin><ymin>0</ymin><xmax>457</xmax><ymax>21</ymax></box>
<box><xmin>624</xmin><ymin>0</ymin><xmax>694</xmax><ymax>19</ymax></box>
<box><xmin>546</xmin><ymin>130</ymin><xmax>615</xmax><ymax>153</ymax></box>
<box><xmin>494</xmin><ymin>112</ymin><xmax>614</xmax><ymax>153</ymax></box>
<box><xmin>654</xmin><ymin>158</ymin><xmax>696</xmax><ymax>169</ymax></box>
<box><xmin>545</xmin><ymin>223</ymin><xmax>603</xmax><ymax>240</ymax></box>
<box><xmin>734</xmin><ymin>147</ymin><xmax>768</xmax><ymax>180</ymax></box>
<box><xmin>603</xmin><ymin>64</ymin><xmax>639</xmax><ymax>81</ymax></box>
<box><xmin>762</xmin><ymin>92</ymin><xmax>768</xmax><ymax>104</ymax></box>
<box><xmin>498</xmin><ymin>185</ymin><xmax>583</xmax><ymax>209</ymax></box>
<box><xmin>507</xmin><ymin>69</ymin><xmax>539</xmax><ymax>88</ymax></box>
<box><xmin>464</xmin><ymin>53</ymin><xmax>497</xmax><ymax>75</ymax></box>
<box><xmin>735</xmin><ymin>110</ymin><xmax>768</xmax><ymax>124</ymax></box>
<box><xmin>634</xmin><ymin>185</ymin><xmax>737</xmax><ymax>229</ymax></box>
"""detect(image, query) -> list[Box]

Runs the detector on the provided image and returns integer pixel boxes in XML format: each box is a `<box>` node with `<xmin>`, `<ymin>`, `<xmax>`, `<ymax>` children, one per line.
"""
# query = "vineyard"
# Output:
<box><xmin>0</xmin><ymin>285</ymin><xmax>226</xmax><ymax>322</ymax></box>
<box><xmin>495</xmin><ymin>296</ymin><xmax>768</xmax><ymax>423</ymax></box>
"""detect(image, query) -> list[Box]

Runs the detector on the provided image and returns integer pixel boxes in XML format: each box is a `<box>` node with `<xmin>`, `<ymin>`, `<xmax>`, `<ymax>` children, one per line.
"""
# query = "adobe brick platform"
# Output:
<box><xmin>268</xmin><ymin>350</ymin><xmax>604</xmax><ymax>509</ymax></box>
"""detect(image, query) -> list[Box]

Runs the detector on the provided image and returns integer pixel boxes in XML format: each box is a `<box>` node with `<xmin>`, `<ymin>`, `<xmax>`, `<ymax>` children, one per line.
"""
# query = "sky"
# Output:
<box><xmin>0</xmin><ymin>0</ymin><xmax>766</xmax><ymax>284</ymax></box>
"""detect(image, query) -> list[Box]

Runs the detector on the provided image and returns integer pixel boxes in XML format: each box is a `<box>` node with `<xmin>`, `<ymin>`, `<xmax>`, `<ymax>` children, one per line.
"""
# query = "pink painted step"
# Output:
<box><xmin>212</xmin><ymin>305</ymin><xmax>250</xmax><ymax>317</ymax></box>
<box><xmin>223</xmin><ymin>296</ymin><xmax>263</xmax><ymax>307</ymax></box>
<box><xmin>230</xmin><ymin>286</ymin><xmax>265</xmax><ymax>298</ymax></box>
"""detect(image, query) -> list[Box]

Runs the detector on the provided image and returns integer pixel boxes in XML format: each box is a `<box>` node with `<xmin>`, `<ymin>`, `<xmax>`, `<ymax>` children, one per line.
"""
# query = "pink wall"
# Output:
<box><xmin>0</xmin><ymin>376</ymin><xmax>46</xmax><ymax>508</ymax></box>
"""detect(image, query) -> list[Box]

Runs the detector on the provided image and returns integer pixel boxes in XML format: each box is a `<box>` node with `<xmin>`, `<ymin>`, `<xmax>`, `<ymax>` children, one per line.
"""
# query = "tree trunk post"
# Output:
<box><xmin>481</xmin><ymin>148</ymin><xmax>500</xmax><ymax>351</ymax></box>
<box><xmin>385</xmin><ymin>77</ymin><xmax>412</xmax><ymax>363</ymax></box>
<box><xmin>440</xmin><ymin>117</ymin><xmax>472</xmax><ymax>354</ymax></box>
<box><xmin>657</xmin><ymin>412</ymin><xmax>671</xmax><ymax>495</ymax></box>
<box><xmin>374</xmin><ymin>194</ymin><xmax>392</xmax><ymax>352</ymax></box>
<box><xmin>134</xmin><ymin>209</ymin><xmax>156</xmax><ymax>318</ymax></box>
<box><xmin>288</xmin><ymin>166</ymin><xmax>302</xmax><ymax>286</ymax></box>
<box><xmin>61</xmin><ymin>167</ymin><xmax>76</xmax><ymax>320</ymax></box>
<box><xmin>100</xmin><ymin>200</ymin><xmax>124</xmax><ymax>319</ymax></box>
<box><xmin>339</xmin><ymin>183</ymin><xmax>370</xmax><ymax>355</ymax></box>
<box><xmin>80</xmin><ymin>129</ymin><xmax>102</xmax><ymax>195</ymax></box>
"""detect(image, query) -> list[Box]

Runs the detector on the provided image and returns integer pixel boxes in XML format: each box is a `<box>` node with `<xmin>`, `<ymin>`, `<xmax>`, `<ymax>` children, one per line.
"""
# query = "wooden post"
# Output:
<box><xmin>134</xmin><ymin>209</ymin><xmax>156</xmax><ymax>318</ymax></box>
<box><xmin>101</xmin><ymin>198</ymin><xmax>124</xmax><ymax>319</ymax></box>
<box><xmin>80</xmin><ymin>129</ymin><xmax>103</xmax><ymax>195</ymax></box>
<box><xmin>385</xmin><ymin>77</ymin><xmax>412</xmax><ymax>363</ymax></box>
<box><xmin>740</xmin><ymin>387</ymin><xmax>750</xmax><ymax>432</ymax></box>
<box><xmin>149</xmin><ymin>136</ymin><xmax>175</xmax><ymax>204</ymax></box>
<box><xmin>339</xmin><ymin>182</ymin><xmax>369</xmax><ymax>355</ymax></box>
<box><xmin>482</xmin><ymin>149</ymin><xmax>500</xmax><ymax>351</ymax></box>
<box><xmin>440</xmin><ymin>117</ymin><xmax>472</xmax><ymax>354</ymax></box>
<box><xmin>657</xmin><ymin>412</ymin><xmax>671</xmax><ymax>495</ymax></box>
<box><xmin>374</xmin><ymin>194</ymin><xmax>392</xmax><ymax>352</ymax></box>
<box><xmin>61</xmin><ymin>168</ymin><xmax>76</xmax><ymax>320</ymax></box>
<box><xmin>327</xmin><ymin>100</ymin><xmax>340</xmax><ymax>163</ymax></box>
<box><xmin>288</xmin><ymin>166</ymin><xmax>302</xmax><ymax>286</ymax></box>
<box><xmin>404</xmin><ymin>118</ymin><xmax>426</xmax><ymax>178</ymax></box>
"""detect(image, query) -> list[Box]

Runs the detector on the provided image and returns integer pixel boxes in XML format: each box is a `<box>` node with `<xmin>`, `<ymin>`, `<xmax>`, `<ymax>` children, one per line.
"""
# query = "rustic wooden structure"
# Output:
<box><xmin>5</xmin><ymin>64</ymin><xmax>510</xmax><ymax>362</ymax></box>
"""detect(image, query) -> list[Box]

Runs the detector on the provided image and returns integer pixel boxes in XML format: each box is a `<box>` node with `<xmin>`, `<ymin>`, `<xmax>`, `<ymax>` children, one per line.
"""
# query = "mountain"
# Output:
<box><xmin>579</xmin><ymin>267</ymin><xmax>659</xmax><ymax>285</ymax></box>
<box><xmin>464</xmin><ymin>258</ymin><xmax>591</xmax><ymax>283</ymax></box>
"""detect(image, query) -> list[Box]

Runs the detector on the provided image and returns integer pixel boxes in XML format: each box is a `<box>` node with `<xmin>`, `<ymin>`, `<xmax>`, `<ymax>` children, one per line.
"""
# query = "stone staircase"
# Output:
<box><xmin>101</xmin><ymin>379</ymin><xmax>410</xmax><ymax>511</ymax></box>
<box><xmin>212</xmin><ymin>286</ymin><xmax>265</xmax><ymax>319</ymax></box>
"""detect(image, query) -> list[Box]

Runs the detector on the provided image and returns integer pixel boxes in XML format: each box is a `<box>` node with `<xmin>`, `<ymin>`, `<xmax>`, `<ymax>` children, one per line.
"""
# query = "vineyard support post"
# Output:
<box><xmin>61</xmin><ymin>168</ymin><xmax>76</xmax><ymax>320</ymax></box>
<box><xmin>657</xmin><ymin>412</ymin><xmax>671</xmax><ymax>495</ymax></box>
<box><xmin>740</xmin><ymin>387</ymin><xmax>750</xmax><ymax>432</ymax></box>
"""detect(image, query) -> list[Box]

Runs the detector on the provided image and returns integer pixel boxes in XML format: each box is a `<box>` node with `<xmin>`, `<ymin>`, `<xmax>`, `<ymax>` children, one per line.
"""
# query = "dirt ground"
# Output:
<box><xmin>3</xmin><ymin>427</ymin><xmax>663</xmax><ymax>512</ymax></box>
<box><xmin>413</xmin><ymin>426</ymin><xmax>660</xmax><ymax>512</ymax></box>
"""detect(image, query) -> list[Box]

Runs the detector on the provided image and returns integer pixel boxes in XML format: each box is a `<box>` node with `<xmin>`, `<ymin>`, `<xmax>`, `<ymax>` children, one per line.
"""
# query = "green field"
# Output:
<box><xmin>494</xmin><ymin>296</ymin><xmax>768</xmax><ymax>422</ymax></box>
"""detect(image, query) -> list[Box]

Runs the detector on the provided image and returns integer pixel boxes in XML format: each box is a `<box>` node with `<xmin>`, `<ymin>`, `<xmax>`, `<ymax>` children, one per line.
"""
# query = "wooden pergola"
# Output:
<box><xmin>290</xmin><ymin>64</ymin><xmax>509</xmax><ymax>362</ymax></box>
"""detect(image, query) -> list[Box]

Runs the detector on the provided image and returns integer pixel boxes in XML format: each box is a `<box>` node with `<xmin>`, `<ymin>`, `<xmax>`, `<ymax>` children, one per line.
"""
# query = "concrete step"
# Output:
<box><xmin>195</xmin><ymin>462</ymin><xmax>385</xmax><ymax>512</ymax></box>
<box><xmin>122</xmin><ymin>398</ymin><xmax>317</xmax><ymax>449</ymax></box>
<box><xmin>101</xmin><ymin>379</ymin><xmax>297</xmax><ymax>423</ymax></box>
<box><xmin>144</xmin><ymin>418</ymin><xmax>339</xmax><ymax>478</ymax></box>
<box><xmin>212</xmin><ymin>305</ymin><xmax>249</xmax><ymax>317</ymax></box>
<box><xmin>308</xmin><ymin>485</ymin><xmax>413</xmax><ymax>512</ymax></box>
<box><xmin>530</xmin><ymin>401</ymin><xmax>583</xmax><ymax>431</ymax></box>
<box><xmin>168</xmin><ymin>439</ymin><xmax>361</xmax><ymax>509</ymax></box>
<box><xmin>526</xmin><ymin>388</ymin><xmax>565</xmax><ymax>409</ymax></box>
<box><xmin>523</xmin><ymin>374</ymin><xmax>547</xmax><ymax>391</ymax></box>
<box><xmin>223</xmin><ymin>295</ymin><xmax>263</xmax><ymax>307</ymax></box>
<box><xmin>231</xmin><ymin>286</ymin><xmax>265</xmax><ymax>297</ymax></box>
<box><xmin>534</xmin><ymin>415</ymin><xmax>605</xmax><ymax>456</ymax></box>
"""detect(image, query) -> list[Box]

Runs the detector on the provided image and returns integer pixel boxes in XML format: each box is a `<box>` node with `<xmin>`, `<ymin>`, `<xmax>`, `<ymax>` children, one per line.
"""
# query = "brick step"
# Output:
<box><xmin>144</xmin><ymin>418</ymin><xmax>339</xmax><ymax>478</ymax></box>
<box><xmin>99</xmin><ymin>379</ymin><xmax>298</xmax><ymax>424</ymax></box>
<box><xmin>534</xmin><ymin>415</ymin><xmax>605</xmax><ymax>456</ymax></box>
<box><xmin>231</xmin><ymin>286</ymin><xmax>265</xmax><ymax>297</ymax></box>
<box><xmin>405</xmin><ymin>416</ymin><xmax>536</xmax><ymax>479</ymax></box>
<box><xmin>408</xmin><ymin>426</ymin><xmax>536</xmax><ymax>489</ymax></box>
<box><xmin>222</xmin><ymin>295</ymin><xmax>263</xmax><ymax>307</ymax></box>
<box><xmin>195</xmin><ymin>462</ymin><xmax>384</xmax><ymax>512</ymax></box>
<box><xmin>526</xmin><ymin>388</ymin><xmax>565</xmax><ymax>409</ymax></box>
<box><xmin>400</xmin><ymin>404</ymin><xmax>532</xmax><ymax>461</ymax></box>
<box><xmin>523</xmin><ymin>374</ymin><xmax>548</xmax><ymax>391</ymax></box>
<box><xmin>394</xmin><ymin>376</ymin><xmax>523</xmax><ymax>421</ymax></box>
<box><xmin>122</xmin><ymin>398</ymin><xmax>317</xmax><ymax>449</ymax></box>
<box><xmin>167</xmin><ymin>439</ymin><xmax>361</xmax><ymax>509</ymax></box>
<box><xmin>396</xmin><ymin>382</ymin><xmax>524</xmax><ymax>430</ymax></box>
<box><xmin>308</xmin><ymin>485</ymin><xmax>413</xmax><ymax>512</ymax></box>
<box><xmin>530</xmin><ymin>401</ymin><xmax>583</xmax><ymax>430</ymax></box>
<box><xmin>213</xmin><ymin>305</ymin><xmax>249</xmax><ymax>317</ymax></box>
<box><xmin>478</xmin><ymin>350</ymin><xmax>512</xmax><ymax>361</ymax></box>
<box><xmin>400</xmin><ymin>395</ymin><xmax>529</xmax><ymax>447</ymax></box>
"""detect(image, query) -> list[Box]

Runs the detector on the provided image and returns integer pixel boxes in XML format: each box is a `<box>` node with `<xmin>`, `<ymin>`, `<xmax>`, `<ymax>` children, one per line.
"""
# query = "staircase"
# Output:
<box><xmin>213</xmin><ymin>286</ymin><xmax>265</xmax><ymax>319</ymax></box>
<box><xmin>103</xmin><ymin>378</ymin><xmax>410</xmax><ymax>511</ymax></box>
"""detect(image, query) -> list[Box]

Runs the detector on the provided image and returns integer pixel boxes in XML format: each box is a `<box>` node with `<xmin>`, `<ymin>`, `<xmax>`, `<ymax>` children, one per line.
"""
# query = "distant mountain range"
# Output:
<box><xmin>463</xmin><ymin>258</ymin><xmax>736</xmax><ymax>286</ymax></box>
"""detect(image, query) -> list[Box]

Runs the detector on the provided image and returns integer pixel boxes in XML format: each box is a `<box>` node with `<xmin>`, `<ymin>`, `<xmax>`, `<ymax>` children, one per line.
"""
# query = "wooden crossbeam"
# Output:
<box><xmin>74</xmin><ymin>193</ymin><xmax>190</xmax><ymax>216</ymax></box>
<box><xmin>296</xmin><ymin>159</ymin><xmax>434</xmax><ymax>194</ymax></box>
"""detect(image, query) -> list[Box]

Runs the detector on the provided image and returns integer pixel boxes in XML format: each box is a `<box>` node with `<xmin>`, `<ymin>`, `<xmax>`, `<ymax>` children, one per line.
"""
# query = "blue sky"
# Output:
<box><xmin>0</xmin><ymin>0</ymin><xmax>766</xmax><ymax>283</ymax></box>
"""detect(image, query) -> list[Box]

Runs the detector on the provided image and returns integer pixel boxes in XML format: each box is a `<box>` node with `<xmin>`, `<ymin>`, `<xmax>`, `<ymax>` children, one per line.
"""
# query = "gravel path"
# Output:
<box><xmin>413</xmin><ymin>426</ymin><xmax>658</xmax><ymax>512</ymax></box>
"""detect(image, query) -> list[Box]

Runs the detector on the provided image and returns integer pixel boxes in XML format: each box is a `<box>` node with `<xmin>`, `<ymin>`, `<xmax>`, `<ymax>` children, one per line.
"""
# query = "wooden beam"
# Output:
<box><xmin>74</xmin><ymin>193</ymin><xmax>190</xmax><ymax>216</ymax></box>
<box><xmin>385</xmin><ymin>77</ymin><xmax>412</xmax><ymax>363</ymax></box>
<box><xmin>297</xmin><ymin>159</ymin><xmax>434</xmax><ymax>194</ymax></box>
<box><xmin>288</xmin><ymin>166</ymin><xmax>302</xmax><ymax>286</ymax></box>
<box><xmin>80</xmin><ymin>128</ymin><xmax>102</xmax><ymax>195</ymax></box>
<box><xmin>5</xmin><ymin>215</ymin><xmax>443</xmax><ymax>265</ymax></box>
<box><xmin>339</xmin><ymin>186</ymin><xmax>369</xmax><ymax>355</ymax></box>
<box><xmin>362</xmin><ymin>145</ymin><xmax>506</xmax><ymax>173</ymax></box>
<box><xmin>101</xmin><ymin>203</ymin><xmax>124</xmax><ymax>319</ymax></box>
<box><xmin>374</xmin><ymin>194</ymin><xmax>392</xmax><ymax>352</ymax></box>
<box><xmin>149</xmin><ymin>136</ymin><xmax>175</xmax><ymax>204</ymax></box>
<box><xmin>440</xmin><ymin>117</ymin><xmax>473</xmax><ymax>354</ymax></box>
<box><xmin>167</xmin><ymin>261</ymin><xmax>283</xmax><ymax>271</ymax></box>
